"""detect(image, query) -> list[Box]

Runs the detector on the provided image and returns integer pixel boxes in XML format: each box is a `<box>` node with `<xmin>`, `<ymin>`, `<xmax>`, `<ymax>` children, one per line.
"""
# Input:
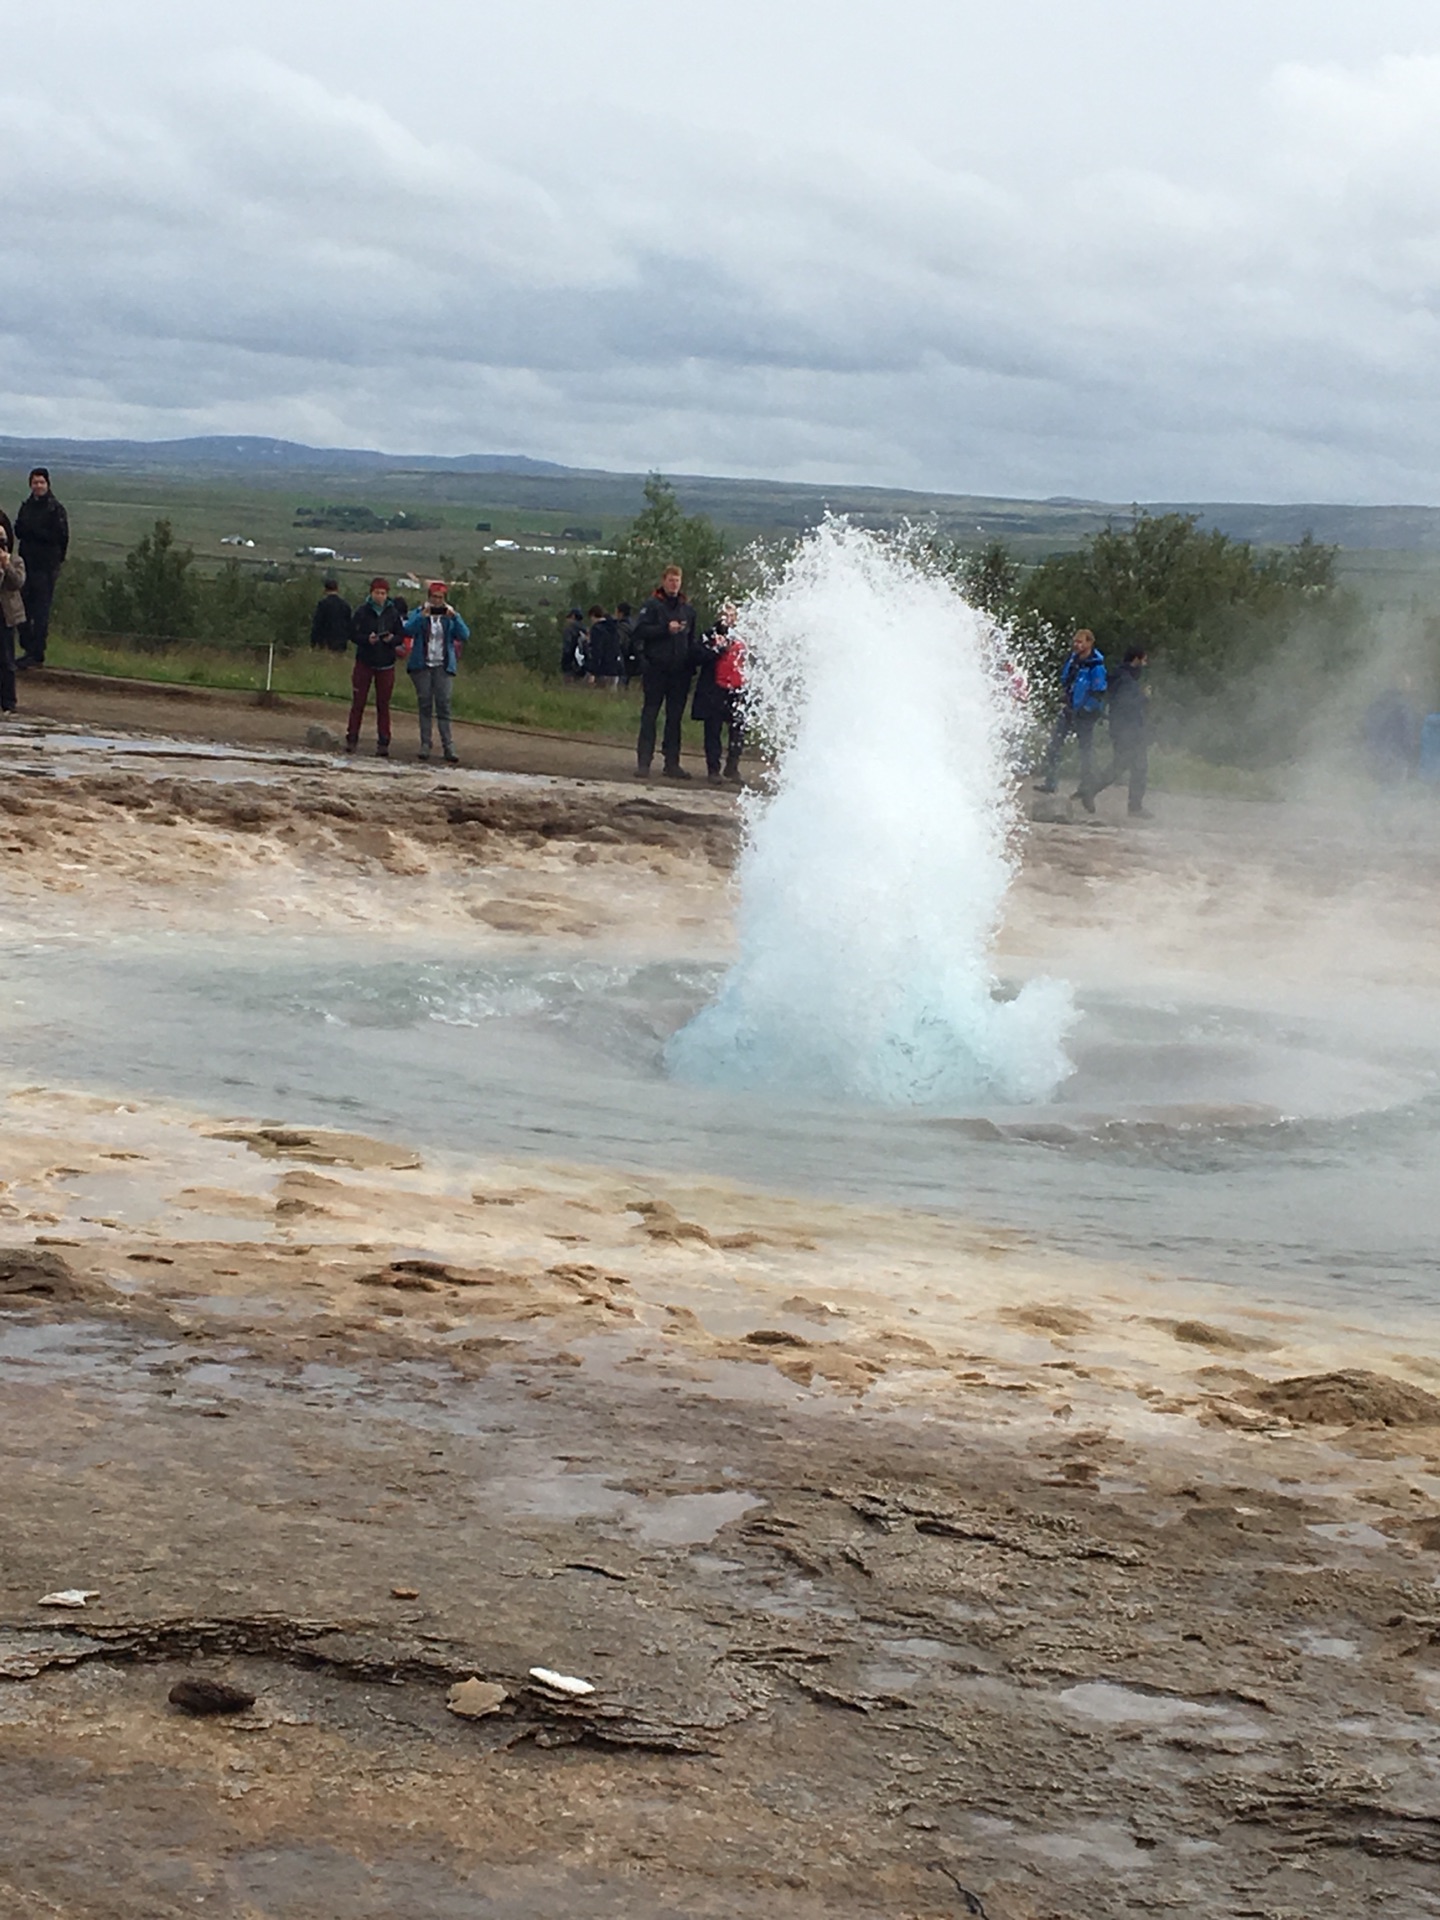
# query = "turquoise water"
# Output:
<box><xmin>5</xmin><ymin>932</ymin><xmax>1439</xmax><ymax>1315</ymax></box>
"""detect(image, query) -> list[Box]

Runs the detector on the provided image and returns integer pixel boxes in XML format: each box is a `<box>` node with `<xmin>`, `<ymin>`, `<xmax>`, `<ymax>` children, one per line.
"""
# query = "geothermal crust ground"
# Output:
<box><xmin>2</xmin><ymin>712</ymin><xmax>1440</xmax><ymax>1918</ymax></box>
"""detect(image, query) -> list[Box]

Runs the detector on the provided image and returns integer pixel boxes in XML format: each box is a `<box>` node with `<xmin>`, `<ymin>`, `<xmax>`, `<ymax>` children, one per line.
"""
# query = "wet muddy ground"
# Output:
<box><xmin>3</xmin><ymin>723</ymin><xmax>1440</xmax><ymax>1917</ymax></box>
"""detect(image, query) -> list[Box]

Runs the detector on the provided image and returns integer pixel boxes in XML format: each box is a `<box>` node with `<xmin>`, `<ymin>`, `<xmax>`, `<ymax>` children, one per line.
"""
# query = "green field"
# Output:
<box><xmin>0</xmin><ymin>466</ymin><xmax>633</xmax><ymax>621</ymax></box>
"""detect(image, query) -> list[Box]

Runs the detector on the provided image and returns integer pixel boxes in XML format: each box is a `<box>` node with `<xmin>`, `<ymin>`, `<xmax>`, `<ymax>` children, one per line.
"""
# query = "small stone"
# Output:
<box><xmin>168</xmin><ymin>1677</ymin><xmax>257</xmax><ymax>1716</ymax></box>
<box><xmin>446</xmin><ymin>1678</ymin><xmax>509</xmax><ymax>1719</ymax></box>
<box><xmin>391</xmin><ymin>1586</ymin><xmax>420</xmax><ymax>1599</ymax></box>
<box><xmin>305</xmin><ymin>724</ymin><xmax>342</xmax><ymax>750</ymax></box>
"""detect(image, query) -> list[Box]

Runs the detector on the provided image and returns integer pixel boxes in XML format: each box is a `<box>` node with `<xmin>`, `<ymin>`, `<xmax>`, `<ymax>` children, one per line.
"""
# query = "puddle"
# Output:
<box><xmin>1290</xmin><ymin>1628</ymin><xmax>1361</xmax><ymax>1661</ymax></box>
<box><xmin>1019</xmin><ymin>1820</ymin><xmax>1153</xmax><ymax>1871</ymax></box>
<box><xmin>1307</xmin><ymin>1520</ymin><xmax>1393</xmax><ymax>1551</ymax></box>
<box><xmin>1057</xmin><ymin>1681</ymin><xmax>1258</xmax><ymax>1733</ymax></box>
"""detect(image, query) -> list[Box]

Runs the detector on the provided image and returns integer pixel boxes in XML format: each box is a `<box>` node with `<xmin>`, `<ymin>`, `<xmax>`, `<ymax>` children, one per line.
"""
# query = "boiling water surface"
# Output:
<box><xmin>5</xmin><ymin>931</ymin><xmax>1439</xmax><ymax>1317</ymax></box>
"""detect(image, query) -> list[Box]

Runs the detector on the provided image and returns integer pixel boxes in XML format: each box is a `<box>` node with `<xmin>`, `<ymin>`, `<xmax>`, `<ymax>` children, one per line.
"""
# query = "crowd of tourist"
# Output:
<box><xmin>0</xmin><ymin>467</ymin><xmax>1152</xmax><ymax>806</ymax></box>
<box><xmin>555</xmin><ymin>566</ymin><xmax>749</xmax><ymax>784</ymax></box>
<box><xmin>310</xmin><ymin>575</ymin><xmax>469</xmax><ymax>761</ymax></box>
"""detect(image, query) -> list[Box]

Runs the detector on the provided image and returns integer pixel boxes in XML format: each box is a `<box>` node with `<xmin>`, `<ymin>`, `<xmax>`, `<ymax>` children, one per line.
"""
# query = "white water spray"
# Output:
<box><xmin>668</xmin><ymin>520</ymin><xmax>1075</xmax><ymax>1106</ymax></box>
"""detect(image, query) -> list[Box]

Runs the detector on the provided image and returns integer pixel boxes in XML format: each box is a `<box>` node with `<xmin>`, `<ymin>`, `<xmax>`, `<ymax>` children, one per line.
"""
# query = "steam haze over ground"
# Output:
<box><xmin>8</xmin><ymin>1</ymin><xmax>1440</xmax><ymax>499</ymax></box>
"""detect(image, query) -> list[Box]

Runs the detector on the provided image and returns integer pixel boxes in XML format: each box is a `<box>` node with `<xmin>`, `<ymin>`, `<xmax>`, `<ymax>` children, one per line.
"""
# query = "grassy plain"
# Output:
<box><xmin>0</xmin><ymin>465</ymin><xmax>627</xmax><ymax>619</ymax></box>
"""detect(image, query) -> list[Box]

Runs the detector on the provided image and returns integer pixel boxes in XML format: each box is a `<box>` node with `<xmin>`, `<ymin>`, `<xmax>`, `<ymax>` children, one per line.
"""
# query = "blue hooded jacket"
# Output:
<box><xmin>403</xmin><ymin>607</ymin><xmax>470</xmax><ymax>676</ymax></box>
<box><xmin>1062</xmin><ymin>646</ymin><xmax>1107</xmax><ymax>713</ymax></box>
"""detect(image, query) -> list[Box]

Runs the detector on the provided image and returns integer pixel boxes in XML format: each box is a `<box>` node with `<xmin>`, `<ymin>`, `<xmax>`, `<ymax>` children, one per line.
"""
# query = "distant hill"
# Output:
<box><xmin>0</xmin><ymin>434</ymin><xmax>571</xmax><ymax>479</ymax></box>
<box><xmin>2</xmin><ymin>434</ymin><xmax>1439</xmax><ymax>552</ymax></box>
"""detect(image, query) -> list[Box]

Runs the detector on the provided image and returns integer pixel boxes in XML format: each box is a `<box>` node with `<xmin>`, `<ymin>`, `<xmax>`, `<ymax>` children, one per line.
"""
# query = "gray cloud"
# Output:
<box><xmin>5</xmin><ymin>5</ymin><xmax>1440</xmax><ymax>500</ymax></box>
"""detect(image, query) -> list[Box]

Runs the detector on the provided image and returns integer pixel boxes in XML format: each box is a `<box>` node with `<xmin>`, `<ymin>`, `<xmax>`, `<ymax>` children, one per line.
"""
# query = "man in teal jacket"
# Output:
<box><xmin>403</xmin><ymin>580</ymin><xmax>470</xmax><ymax>764</ymax></box>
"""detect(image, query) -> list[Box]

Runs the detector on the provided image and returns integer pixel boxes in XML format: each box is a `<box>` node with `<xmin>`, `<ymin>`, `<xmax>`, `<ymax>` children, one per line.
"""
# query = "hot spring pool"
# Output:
<box><xmin>5</xmin><ymin>929</ymin><xmax>1439</xmax><ymax>1317</ymax></box>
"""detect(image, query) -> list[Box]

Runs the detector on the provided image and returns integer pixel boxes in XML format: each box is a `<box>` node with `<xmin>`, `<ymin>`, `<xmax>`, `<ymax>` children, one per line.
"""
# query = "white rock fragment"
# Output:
<box><xmin>528</xmin><ymin>1666</ymin><xmax>595</xmax><ymax>1697</ymax></box>
<box><xmin>38</xmin><ymin>1589</ymin><xmax>99</xmax><ymax>1608</ymax></box>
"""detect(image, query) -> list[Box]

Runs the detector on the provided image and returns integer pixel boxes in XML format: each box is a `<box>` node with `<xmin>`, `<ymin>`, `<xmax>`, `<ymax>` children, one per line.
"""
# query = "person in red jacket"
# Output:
<box><xmin>348</xmin><ymin>577</ymin><xmax>408</xmax><ymax>756</ymax></box>
<box><xmin>692</xmin><ymin>601</ymin><xmax>746</xmax><ymax>783</ymax></box>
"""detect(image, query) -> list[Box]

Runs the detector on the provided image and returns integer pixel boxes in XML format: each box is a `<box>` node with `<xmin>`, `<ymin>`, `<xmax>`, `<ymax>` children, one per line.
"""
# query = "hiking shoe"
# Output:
<box><xmin>344</xmin><ymin>738</ymin><xmax>357</xmax><ymax>754</ymax></box>
<box><xmin>1032</xmin><ymin>780</ymin><xmax>1057</xmax><ymax>793</ymax></box>
<box><xmin>376</xmin><ymin>742</ymin><xmax>390</xmax><ymax>758</ymax></box>
<box><xmin>443</xmin><ymin>752</ymin><xmax>460</xmax><ymax>765</ymax></box>
<box><xmin>1074</xmin><ymin>788</ymin><xmax>1096</xmax><ymax>814</ymax></box>
<box><xmin>661</xmin><ymin>765</ymin><xmax>692</xmax><ymax>781</ymax></box>
<box><xmin>635</xmin><ymin>765</ymin><xmax>652</xmax><ymax>781</ymax></box>
<box><xmin>417</xmin><ymin>749</ymin><xmax>431</xmax><ymax>762</ymax></box>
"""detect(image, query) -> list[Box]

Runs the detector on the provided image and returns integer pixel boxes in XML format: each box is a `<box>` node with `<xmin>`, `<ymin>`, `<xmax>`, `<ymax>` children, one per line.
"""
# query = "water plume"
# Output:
<box><xmin>668</xmin><ymin>519</ymin><xmax>1074</xmax><ymax>1106</ymax></box>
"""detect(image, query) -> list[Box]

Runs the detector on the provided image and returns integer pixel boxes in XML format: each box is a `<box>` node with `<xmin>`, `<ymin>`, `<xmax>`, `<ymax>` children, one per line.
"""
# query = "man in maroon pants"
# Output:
<box><xmin>348</xmin><ymin>577</ymin><xmax>408</xmax><ymax>756</ymax></box>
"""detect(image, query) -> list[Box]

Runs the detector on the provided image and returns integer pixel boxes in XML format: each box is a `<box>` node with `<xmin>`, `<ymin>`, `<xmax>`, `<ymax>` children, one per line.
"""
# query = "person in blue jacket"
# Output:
<box><xmin>403</xmin><ymin>580</ymin><xmax>470</xmax><ymax>764</ymax></box>
<box><xmin>1034</xmin><ymin>628</ymin><xmax>1107</xmax><ymax>807</ymax></box>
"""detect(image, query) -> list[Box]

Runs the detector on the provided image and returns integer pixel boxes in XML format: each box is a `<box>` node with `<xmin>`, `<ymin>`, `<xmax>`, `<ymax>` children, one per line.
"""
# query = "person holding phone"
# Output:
<box><xmin>0</xmin><ymin>527</ymin><xmax>27</xmax><ymax>715</ymax></box>
<box><xmin>348</xmin><ymin>576</ymin><xmax>408</xmax><ymax>756</ymax></box>
<box><xmin>403</xmin><ymin>580</ymin><xmax>470</xmax><ymax>764</ymax></box>
<box><xmin>631</xmin><ymin>564</ymin><xmax>698</xmax><ymax>779</ymax></box>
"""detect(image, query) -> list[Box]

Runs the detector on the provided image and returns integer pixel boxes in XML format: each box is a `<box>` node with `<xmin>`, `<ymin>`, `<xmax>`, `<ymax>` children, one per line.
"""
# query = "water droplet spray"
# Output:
<box><xmin>669</xmin><ymin>520</ymin><xmax>1075</xmax><ymax>1106</ymax></box>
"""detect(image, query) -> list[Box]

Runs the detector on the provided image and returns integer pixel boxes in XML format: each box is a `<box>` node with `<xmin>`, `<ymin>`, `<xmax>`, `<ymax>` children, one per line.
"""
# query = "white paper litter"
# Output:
<box><xmin>528</xmin><ymin>1666</ymin><xmax>595</xmax><ymax>1697</ymax></box>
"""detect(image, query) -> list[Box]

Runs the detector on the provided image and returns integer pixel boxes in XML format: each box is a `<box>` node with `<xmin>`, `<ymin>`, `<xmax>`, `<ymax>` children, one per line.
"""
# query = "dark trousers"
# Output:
<box><xmin>703</xmin><ymin>695</ymin><xmax>745</xmax><ymax>774</ymax></box>
<box><xmin>1041</xmin><ymin>706</ymin><xmax>1098</xmax><ymax>789</ymax></box>
<box><xmin>20</xmin><ymin>567</ymin><xmax>58</xmax><ymax>664</ymax></box>
<box><xmin>637</xmin><ymin>667</ymin><xmax>693</xmax><ymax>771</ymax></box>
<box><xmin>347</xmin><ymin>662</ymin><xmax>395</xmax><ymax>745</ymax></box>
<box><xmin>1092</xmin><ymin>725</ymin><xmax>1148</xmax><ymax>811</ymax></box>
<box><xmin>0</xmin><ymin>625</ymin><xmax>16</xmax><ymax>711</ymax></box>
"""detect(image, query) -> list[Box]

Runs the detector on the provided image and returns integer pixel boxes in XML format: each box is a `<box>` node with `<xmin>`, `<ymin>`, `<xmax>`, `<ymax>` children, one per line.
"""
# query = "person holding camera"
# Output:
<box><xmin>692</xmin><ymin>600</ymin><xmax>747</xmax><ymax>783</ymax></box>
<box><xmin>403</xmin><ymin>580</ymin><xmax>470</xmax><ymax>764</ymax></box>
<box><xmin>0</xmin><ymin>527</ymin><xmax>27</xmax><ymax>715</ymax></box>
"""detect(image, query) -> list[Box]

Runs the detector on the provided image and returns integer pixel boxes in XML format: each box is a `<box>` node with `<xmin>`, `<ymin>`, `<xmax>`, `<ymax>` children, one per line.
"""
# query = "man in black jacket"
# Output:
<box><xmin>14</xmin><ymin>468</ymin><xmax>69</xmax><ymax>668</ymax></box>
<box><xmin>631</xmin><ymin>565</ymin><xmax>697</xmax><ymax>779</ymax></box>
<box><xmin>348</xmin><ymin>576</ymin><xmax>407</xmax><ymax>756</ymax></box>
<box><xmin>310</xmin><ymin>577</ymin><xmax>352</xmax><ymax>651</ymax></box>
<box><xmin>1087</xmin><ymin>646</ymin><xmax>1150</xmax><ymax>815</ymax></box>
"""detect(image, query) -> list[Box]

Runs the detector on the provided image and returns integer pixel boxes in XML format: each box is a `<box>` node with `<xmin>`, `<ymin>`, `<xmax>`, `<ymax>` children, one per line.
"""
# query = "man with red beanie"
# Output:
<box><xmin>348</xmin><ymin>577</ymin><xmax>407</xmax><ymax>755</ymax></box>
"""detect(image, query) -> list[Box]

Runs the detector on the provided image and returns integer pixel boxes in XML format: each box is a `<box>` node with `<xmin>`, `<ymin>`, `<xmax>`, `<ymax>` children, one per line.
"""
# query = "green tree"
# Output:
<box><xmin>1015</xmin><ymin>511</ymin><xmax>1356</xmax><ymax>765</ymax></box>
<box><xmin>595</xmin><ymin>475</ymin><xmax>727</xmax><ymax>626</ymax></box>
<box><xmin>89</xmin><ymin>519</ymin><xmax>198</xmax><ymax>640</ymax></box>
<box><xmin>1018</xmin><ymin>511</ymin><xmax>1343</xmax><ymax>688</ymax></box>
<box><xmin>957</xmin><ymin>538</ymin><xmax>1022</xmax><ymax>621</ymax></box>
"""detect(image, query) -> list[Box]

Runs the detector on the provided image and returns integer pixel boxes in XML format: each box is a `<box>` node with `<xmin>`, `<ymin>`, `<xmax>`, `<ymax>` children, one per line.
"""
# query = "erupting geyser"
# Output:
<box><xmin>668</xmin><ymin>520</ymin><xmax>1075</xmax><ymax>1106</ymax></box>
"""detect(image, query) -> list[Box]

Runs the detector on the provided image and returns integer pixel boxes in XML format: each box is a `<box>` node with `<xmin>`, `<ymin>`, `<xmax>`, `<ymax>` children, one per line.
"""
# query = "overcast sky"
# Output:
<box><xmin>6</xmin><ymin>1</ymin><xmax>1440</xmax><ymax>502</ymax></box>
